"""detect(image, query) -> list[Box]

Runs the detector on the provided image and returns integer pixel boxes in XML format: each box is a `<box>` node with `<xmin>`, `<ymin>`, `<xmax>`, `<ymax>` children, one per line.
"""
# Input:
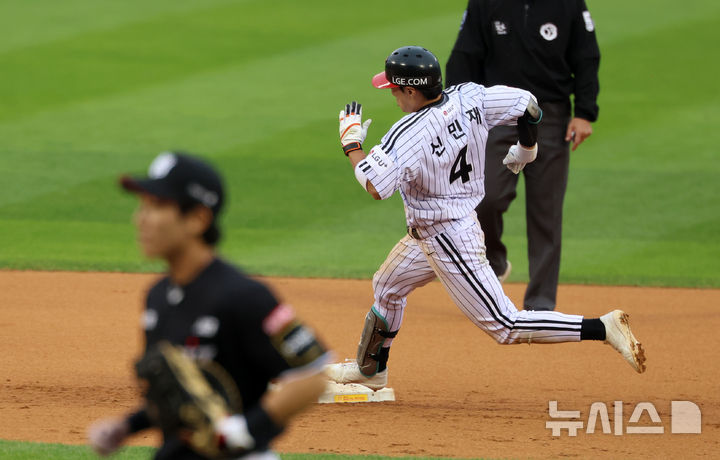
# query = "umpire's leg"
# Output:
<box><xmin>522</xmin><ymin>102</ymin><xmax>571</xmax><ymax>311</ymax></box>
<box><xmin>475</xmin><ymin>125</ymin><xmax>519</xmax><ymax>277</ymax></box>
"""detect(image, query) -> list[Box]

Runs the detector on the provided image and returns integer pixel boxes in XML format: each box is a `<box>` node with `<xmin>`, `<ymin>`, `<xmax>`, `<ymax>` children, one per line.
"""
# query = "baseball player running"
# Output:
<box><xmin>326</xmin><ymin>46</ymin><xmax>646</xmax><ymax>390</ymax></box>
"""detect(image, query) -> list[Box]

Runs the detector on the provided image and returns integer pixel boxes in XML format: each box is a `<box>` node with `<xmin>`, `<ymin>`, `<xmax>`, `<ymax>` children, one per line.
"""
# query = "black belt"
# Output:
<box><xmin>407</xmin><ymin>226</ymin><xmax>421</xmax><ymax>239</ymax></box>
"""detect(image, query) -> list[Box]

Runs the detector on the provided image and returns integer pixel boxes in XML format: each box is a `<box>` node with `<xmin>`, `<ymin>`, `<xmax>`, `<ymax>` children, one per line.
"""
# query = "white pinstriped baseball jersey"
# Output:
<box><xmin>356</xmin><ymin>82</ymin><xmax>584</xmax><ymax>348</ymax></box>
<box><xmin>357</xmin><ymin>82</ymin><xmax>533</xmax><ymax>236</ymax></box>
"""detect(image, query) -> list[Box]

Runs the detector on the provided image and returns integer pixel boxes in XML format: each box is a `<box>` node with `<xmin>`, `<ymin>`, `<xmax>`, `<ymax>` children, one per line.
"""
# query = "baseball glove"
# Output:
<box><xmin>135</xmin><ymin>342</ymin><xmax>243</xmax><ymax>459</ymax></box>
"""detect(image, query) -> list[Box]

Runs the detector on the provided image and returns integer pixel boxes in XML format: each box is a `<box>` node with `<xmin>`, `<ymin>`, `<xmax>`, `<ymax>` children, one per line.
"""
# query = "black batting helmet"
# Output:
<box><xmin>372</xmin><ymin>46</ymin><xmax>442</xmax><ymax>90</ymax></box>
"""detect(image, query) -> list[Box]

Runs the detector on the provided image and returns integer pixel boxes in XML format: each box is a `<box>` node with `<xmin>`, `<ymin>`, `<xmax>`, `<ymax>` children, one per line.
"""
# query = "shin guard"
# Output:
<box><xmin>356</xmin><ymin>308</ymin><xmax>397</xmax><ymax>377</ymax></box>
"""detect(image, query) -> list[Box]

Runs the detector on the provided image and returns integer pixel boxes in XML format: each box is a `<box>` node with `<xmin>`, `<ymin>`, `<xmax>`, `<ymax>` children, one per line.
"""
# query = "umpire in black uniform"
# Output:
<box><xmin>446</xmin><ymin>0</ymin><xmax>600</xmax><ymax>311</ymax></box>
<box><xmin>89</xmin><ymin>152</ymin><xmax>331</xmax><ymax>459</ymax></box>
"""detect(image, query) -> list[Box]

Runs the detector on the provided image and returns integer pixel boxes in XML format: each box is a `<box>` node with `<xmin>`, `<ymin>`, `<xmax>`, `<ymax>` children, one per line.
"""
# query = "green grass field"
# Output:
<box><xmin>1</xmin><ymin>0</ymin><xmax>718</xmax><ymax>286</ymax></box>
<box><xmin>1</xmin><ymin>0</ymin><xmax>719</xmax><ymax>458</ymax></box>
<box><xmin>0</xmin><ymin>440</ymin><xmax>476</xmax><ymax>460</ymax></box>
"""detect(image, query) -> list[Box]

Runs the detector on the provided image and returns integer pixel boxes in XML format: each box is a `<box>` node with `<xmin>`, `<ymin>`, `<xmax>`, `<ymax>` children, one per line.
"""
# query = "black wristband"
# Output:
<box><xmin>126</xmin><ymin>409</ymin><xmax>152</xmax><ymax>433</ymax></box>
<box><xmin>342</xmin><ymin>142</ymin><xmax>362</xmax><ymax>156</ymax></box>
<box><xmin>245</xmin><ymin>405</ymin><xmax>284</xmax><ymax>447</ymax></box>
<box><xmin>516</xmin><ymin>111</ymin><xmax>538</xmax><ymax>147</ymax></box>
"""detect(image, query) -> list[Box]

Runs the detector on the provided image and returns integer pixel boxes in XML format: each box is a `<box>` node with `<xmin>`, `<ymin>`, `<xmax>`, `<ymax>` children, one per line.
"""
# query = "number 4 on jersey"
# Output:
<box><xmin>449</xmin><ymin>146</ymin><xmax>472</xmax><ymax>184</ymax></box>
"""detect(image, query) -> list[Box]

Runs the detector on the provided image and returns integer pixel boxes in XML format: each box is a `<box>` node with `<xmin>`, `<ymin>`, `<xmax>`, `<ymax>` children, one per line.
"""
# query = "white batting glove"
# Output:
<box><xmin>216</xmin><ymin>415</ymin><xmax>255</xmax><ymax>451</ymax></box>
<box><xmin>338</xmin><ymin>101</ymin><xmax>372</xmax><ymax>155</ymax></box>
<box><xmin>502</xmin><ymin>142</ymin><xmax>538</xmax><ymax>174</ymax></box>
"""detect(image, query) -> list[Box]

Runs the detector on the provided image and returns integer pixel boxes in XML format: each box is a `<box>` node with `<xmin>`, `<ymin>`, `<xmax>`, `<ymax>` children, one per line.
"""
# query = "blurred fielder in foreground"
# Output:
<box><xmin>88</xmin><ymin>152</ymin><xmax>330</xmax><ymax>460</ymax></box>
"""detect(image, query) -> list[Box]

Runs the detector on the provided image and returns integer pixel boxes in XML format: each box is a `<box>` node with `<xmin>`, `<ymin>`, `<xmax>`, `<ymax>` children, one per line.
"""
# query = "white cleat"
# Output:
<box><xmin>498</xmin><ymin>261</ymin><xmax>512</xmax><ymax>283</ymax></box>
<box><xmin>324</xmin><ymin>359</ymin><xmax>388</xmax><ymax>390</ymax></box>
<box><xmin>600</xmin><ymin>310</ymin><xmax>646</xmax><ymax>373</ymax></box>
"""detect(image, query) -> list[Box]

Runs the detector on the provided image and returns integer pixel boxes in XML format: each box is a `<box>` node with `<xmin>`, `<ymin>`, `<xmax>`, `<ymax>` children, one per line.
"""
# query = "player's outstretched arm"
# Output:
<box><xmin>217</xmin><ymin>369</ymin><xmax>328</xmax><ymax>452</ymax></box>
<box><xmin>338</xmin><ymin>101</ymin><xmax>381</xmax><ymax>200</ymax></box>
<box><xmin>261</xmin><ymin>369</ymin><xmax>328</xmax><ymax>423</ymax></box>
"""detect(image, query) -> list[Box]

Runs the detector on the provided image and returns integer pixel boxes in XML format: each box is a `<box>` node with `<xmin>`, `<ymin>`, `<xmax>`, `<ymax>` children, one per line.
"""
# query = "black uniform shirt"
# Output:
<box><xmin>446</xmin><ymin>0</ymin><xmax>600</xmax><ymax>121</ymax></box>
<box><xmin>136</xmin><ymin>258</ymin><xmax>327</xmax><ymax>459</ymax></box>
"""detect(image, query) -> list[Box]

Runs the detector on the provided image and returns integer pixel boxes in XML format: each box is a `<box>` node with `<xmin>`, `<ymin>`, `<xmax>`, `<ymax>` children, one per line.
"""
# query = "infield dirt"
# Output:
<box><xmin>1</xmin><ymin>271</ymin><xmax>718</xmax><ymax>459</ymax></box>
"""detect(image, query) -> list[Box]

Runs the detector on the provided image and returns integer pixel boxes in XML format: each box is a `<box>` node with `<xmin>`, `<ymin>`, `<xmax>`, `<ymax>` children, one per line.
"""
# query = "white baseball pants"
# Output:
<box><xmin>372</xmin><ymin>217</ymin><xmax>583</xmax><ymax>346</ymax></box>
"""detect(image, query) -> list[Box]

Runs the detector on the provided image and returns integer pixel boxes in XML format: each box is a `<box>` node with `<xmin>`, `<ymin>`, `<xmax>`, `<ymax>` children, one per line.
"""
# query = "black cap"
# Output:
<box><xmin>372</xmin><ymin>46</ymin><xmax>442</xmax><ymax>90</ymax></box>
<box><xmin>120</xmin><ymin>151</ymin><xmax>224</xmax><ymax>216</ymax></box>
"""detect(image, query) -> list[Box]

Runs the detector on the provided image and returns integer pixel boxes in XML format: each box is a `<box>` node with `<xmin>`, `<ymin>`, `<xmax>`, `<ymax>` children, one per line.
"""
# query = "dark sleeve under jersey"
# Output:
<box><xmin>126</xmin><ymin>408</ymin><xmax>151</xmax><ymax>433</ymax></box>
<box><xmin>446</xmin><ymin>0</ymin><xmax>487</xmax><ymax>87</ymax></box>
<box><xmin>233</xmin><ymin>282</ymin><xmax>327</xmax><ymax>378</ymax></box>
<box><xmin>125</xmin><ymin>283</ymin><xmax>163</xmax><ymax>434</ymax></box>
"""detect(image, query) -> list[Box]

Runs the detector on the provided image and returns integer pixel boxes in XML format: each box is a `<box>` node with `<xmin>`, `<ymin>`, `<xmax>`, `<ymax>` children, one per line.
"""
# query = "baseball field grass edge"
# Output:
<box><xmin>1</xmin><ymin>0</ymin><xmax>718</xmax><ymax>288</ymax></box>
<box><xmin>0</xmin><ymin>440</ymin><xmax>486</xmax><ymax>460</ymax></box>
<box><xmin>0</xmin><ymin>440</ymin><xmax>153</xmax><ymax>460</ymax></box>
